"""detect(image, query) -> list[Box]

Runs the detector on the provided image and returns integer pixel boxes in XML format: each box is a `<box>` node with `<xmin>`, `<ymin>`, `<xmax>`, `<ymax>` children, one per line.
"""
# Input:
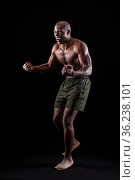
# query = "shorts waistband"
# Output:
<box><xmin>65</xmin><ymin>76</ymin><xmax>89</xmax><ymax>81</ymax></box>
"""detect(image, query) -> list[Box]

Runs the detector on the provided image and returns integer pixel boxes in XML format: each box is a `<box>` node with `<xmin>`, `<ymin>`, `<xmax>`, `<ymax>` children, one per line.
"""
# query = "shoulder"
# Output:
<box><xmin>72</xmin><ymin>38</ymin><xmax>88</xmax><ymax>53</ymax></box>
<box><xmin>51</xmin><ymin>43</ymin><xmax>59</xmax><ymax>54</ymax></box>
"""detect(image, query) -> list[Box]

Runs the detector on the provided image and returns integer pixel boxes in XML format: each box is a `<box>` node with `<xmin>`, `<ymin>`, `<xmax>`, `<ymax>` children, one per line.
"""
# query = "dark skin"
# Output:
<box><xmin>23</xmin><ymin>21</ymin><xmax>92</xmax><ymax>170</ymax></box>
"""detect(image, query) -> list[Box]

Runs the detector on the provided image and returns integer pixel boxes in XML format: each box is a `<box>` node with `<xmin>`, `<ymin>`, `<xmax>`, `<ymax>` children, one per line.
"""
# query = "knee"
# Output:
<box><xmin>63</xmin><ymin>118</ymin><xmax>73</xmax><ymax>128</ymax></box>
<box><xmin>53</xmin><ymin>114</ymin><xmax>58</xmax><ymax>125</ymax></box>
<box><xmin>53</xmin><ymin>114</ymin><xmax>62</xmax><ymax>126</ymax></box>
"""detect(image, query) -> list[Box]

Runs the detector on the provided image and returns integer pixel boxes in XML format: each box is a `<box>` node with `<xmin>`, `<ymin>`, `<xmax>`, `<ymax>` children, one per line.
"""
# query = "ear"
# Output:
<box><xmin>67</xmin><ymin>30</ymin><xmax>71</xmax><ymax>35</ymax></box>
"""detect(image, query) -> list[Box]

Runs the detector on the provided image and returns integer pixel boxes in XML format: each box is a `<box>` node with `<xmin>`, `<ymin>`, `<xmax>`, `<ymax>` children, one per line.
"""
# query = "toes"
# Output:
<box><xmin>55</xmin><ymin>159</ymin><xmax>74</xmax><ymax>170</ymax></box>
<box><xmin>56</xmin><ymin>165</ymin><xmax>65</xmax><ymax>170</ymax></box>
<box><xmin>56</xmin><ymin>167</ymin><xmax>63</xmax><ymax>170</ymax></box>
<box><xmin>55</xmin><ymin>165</ymin><xmax>62</xmax><ymax>170</ymax></box>
<box><xmin>54</xmin><ymin>163</ymin><xmax>61</xmax><ymax>169</ymax></box>
<box><xmin>54</xmin><ymin>165</ymin><xmax>59</xmax><ymax>169</ymax></box>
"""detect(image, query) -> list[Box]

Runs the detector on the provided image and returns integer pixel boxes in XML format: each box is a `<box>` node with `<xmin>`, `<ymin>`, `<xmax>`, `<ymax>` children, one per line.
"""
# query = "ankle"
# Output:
<box><xmin>64</xmin><ymin>155</ymin><xmax>72</xmax><ymax>161</ymax></box>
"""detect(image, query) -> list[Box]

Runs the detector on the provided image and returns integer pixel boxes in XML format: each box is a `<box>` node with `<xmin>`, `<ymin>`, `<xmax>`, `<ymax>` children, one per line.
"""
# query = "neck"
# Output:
<box><xmin>60</xmin><ymin>37</ymin><xmax>72</xmax><ymax>50</ymax></box>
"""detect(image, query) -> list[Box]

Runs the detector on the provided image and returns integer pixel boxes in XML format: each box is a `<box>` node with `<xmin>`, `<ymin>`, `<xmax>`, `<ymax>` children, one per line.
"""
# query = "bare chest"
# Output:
<box><xmin>55</xmin><ymin>48</ymin><xmax>78</xmax><ymax>65</ymax></box>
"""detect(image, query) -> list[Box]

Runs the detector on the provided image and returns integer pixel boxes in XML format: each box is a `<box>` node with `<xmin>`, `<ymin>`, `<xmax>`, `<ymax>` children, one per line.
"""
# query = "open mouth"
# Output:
<box><xmin>56</xmin><ymin>36</ymin><xmax>63</xmax><ymax>44</ymax></box>
<box><xmin>57</xmin><ymin>39</ymin><xmax>61</xmax><ymax>42</ymax></box>
<box><xmin>56</xmin><ymin>37</ymin><xmax>61</xmax><ymax>41</ymax></box>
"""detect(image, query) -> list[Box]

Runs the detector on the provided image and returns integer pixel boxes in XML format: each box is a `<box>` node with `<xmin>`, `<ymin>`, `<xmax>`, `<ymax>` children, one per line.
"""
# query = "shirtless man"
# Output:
<box><xmin>23</xmin><ymin>21</ymin><xmax>92</xmax><ymax>170</ymax></box>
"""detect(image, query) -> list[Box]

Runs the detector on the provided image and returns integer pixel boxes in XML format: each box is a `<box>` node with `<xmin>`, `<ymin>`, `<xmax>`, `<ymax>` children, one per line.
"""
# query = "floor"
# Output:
<box><xmin>0</xmin><ymin>134</ymin><xmax>120</xmax><ymax>180</ymax></box>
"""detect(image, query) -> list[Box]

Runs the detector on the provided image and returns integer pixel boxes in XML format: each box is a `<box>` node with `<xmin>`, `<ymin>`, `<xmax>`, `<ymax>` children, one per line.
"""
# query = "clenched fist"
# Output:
<box><xmin>23</xmin><ymin>62</ymin><xmax>34</xmax><ymax>72</ymax></box>
<box><xmin>61</xmin><ymin>65</ymin><xmax>74</xmax><ymax>76</ymax></box>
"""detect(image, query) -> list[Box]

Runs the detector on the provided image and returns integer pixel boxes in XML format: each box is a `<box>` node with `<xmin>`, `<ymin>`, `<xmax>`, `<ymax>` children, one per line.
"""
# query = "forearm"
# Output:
<box><xmin>74</xmin><ymin>66</ymin><xmax>92</xmax><ymax>77</ymax></box>
<box><xmin>33</xmin><ymin>63</ymin><xmax>54</xmax><ymax>74</ymax></box>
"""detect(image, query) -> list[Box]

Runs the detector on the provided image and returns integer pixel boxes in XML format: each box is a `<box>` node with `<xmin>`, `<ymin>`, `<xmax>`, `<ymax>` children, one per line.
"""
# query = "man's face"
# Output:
<box><xmin>54</xmin><ymin>25</ymin><xmax>69</xmax><ymax>44</ymax></box>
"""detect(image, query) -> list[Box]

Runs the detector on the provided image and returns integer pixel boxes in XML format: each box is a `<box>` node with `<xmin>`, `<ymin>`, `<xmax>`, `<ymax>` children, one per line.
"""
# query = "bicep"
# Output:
<box><xmin>78</xmin><ymin>44</ymin><xmax>92</xmax><ymax>68</ymax></box>
<box><xmin>48</xmin><ymin>46</ymin><xmax>59</xmax><ymax>68</ymax></box>
<box><xmin>48</xmin><ymin>54</ymin><xmax>58</xmax><ymax>67</ymax></box>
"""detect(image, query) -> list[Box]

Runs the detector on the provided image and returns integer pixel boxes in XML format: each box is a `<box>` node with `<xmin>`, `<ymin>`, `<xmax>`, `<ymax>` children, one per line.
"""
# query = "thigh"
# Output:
<box><xmin>66</xmin><ymin>78</ymin><xmax>91</xmax><ymax>112</ymax></box>
<box><xmin>54</xmin><ymin>89</ymin><xmax>66</xmax><ymax>109</ymax></box>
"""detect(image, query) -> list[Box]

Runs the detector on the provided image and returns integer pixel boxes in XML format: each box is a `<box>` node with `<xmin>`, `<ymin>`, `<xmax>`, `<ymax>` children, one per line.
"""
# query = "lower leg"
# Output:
<box><xmin>62</xmin><ymin>138</ymin><xmax>80</xmax><ymax>156</ymax></box>
<box><xmin>53</xmin><ymin>108</ymin><xmax>64</xmax><ymax>134</ymax></box>
<box><xmin>64</xmin><ymin>125</ymin><xmax>74</xmax><ymax>159</ymax></box>
<box><xmin>55</xmin><ymin>108</ymin><xmax>78</xmax><ymax>170</ymax></box>
<box><xmin>55</xmin><ymin>125</ymin><xmax>74</xmax><ymax>170</ymax></box>
<box><xmin>63</xmin><ymin>109</ymin><xmax>78</xmax><ymax>159</ymax></box>
<box><xmin>53</xmin><ymin>108</ymin><xmax>80</xmax><ymax>150</ymax></box>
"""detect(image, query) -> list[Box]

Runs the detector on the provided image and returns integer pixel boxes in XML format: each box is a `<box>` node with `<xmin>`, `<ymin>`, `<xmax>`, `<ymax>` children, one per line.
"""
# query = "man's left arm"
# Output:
<box><xmin>74</xmin><ymin>42</ymin><xmax>92</xmax><ymax>77</ymax></box>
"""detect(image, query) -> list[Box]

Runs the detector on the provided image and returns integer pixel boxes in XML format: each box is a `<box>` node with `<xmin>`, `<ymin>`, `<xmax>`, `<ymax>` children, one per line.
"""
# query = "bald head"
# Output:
<box><xmin>55</xmin><ymin>21</ymin><xmax>71</xmax><ymax>32</ymax></box>
<box><xmin>54</xmin><ymin>21</ymin><xmax>71</xmax><ymax>44</ymax></box>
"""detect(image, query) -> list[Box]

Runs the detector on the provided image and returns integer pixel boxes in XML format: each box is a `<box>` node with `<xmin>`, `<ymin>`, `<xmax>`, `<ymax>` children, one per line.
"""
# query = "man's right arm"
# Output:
<box><xmin>23</xmin><ymin>44</ymin><xmax>59</xmax><ymax>73</ymax></box>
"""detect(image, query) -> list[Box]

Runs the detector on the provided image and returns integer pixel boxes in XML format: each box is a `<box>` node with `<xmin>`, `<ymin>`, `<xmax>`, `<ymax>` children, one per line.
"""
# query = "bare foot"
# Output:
<box><xmin>55</xmin><ymin>158</ymin><xmax>74</xmax><ymax>170</ymax></box>
<box><xmin>62</xmin><ymin>140</ymin><xmax>80</xmax><ymax>156</ymax></box>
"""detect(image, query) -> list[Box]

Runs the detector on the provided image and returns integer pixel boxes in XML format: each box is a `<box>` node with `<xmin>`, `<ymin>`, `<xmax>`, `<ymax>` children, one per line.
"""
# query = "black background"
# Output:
<box><xmin>1</xmin><ymin>0</ymin><xmax>120</xmax><ymax>179</ymax></box>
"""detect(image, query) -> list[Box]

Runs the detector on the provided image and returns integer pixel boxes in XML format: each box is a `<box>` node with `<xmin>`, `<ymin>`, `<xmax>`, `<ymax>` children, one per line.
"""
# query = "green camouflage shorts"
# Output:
<box><xmin>54</xmin><ymin>76</ymin><xmax>91</xmax><ymax>112</ymax></box>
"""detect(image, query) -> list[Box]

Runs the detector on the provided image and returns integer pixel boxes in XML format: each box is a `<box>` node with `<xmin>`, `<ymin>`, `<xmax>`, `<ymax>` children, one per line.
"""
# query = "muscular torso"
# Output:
<box><xmin>54</xmin><ymin>38</ymin><xmax>82</xmax><ymax>71</ymax></box>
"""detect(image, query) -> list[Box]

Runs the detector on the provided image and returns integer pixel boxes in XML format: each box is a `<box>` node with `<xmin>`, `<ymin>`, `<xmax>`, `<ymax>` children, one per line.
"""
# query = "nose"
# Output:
<box><xmin>56</xmin><ymin>33</ymin><xmax>60</xmax><ymax>37</ymax></box>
